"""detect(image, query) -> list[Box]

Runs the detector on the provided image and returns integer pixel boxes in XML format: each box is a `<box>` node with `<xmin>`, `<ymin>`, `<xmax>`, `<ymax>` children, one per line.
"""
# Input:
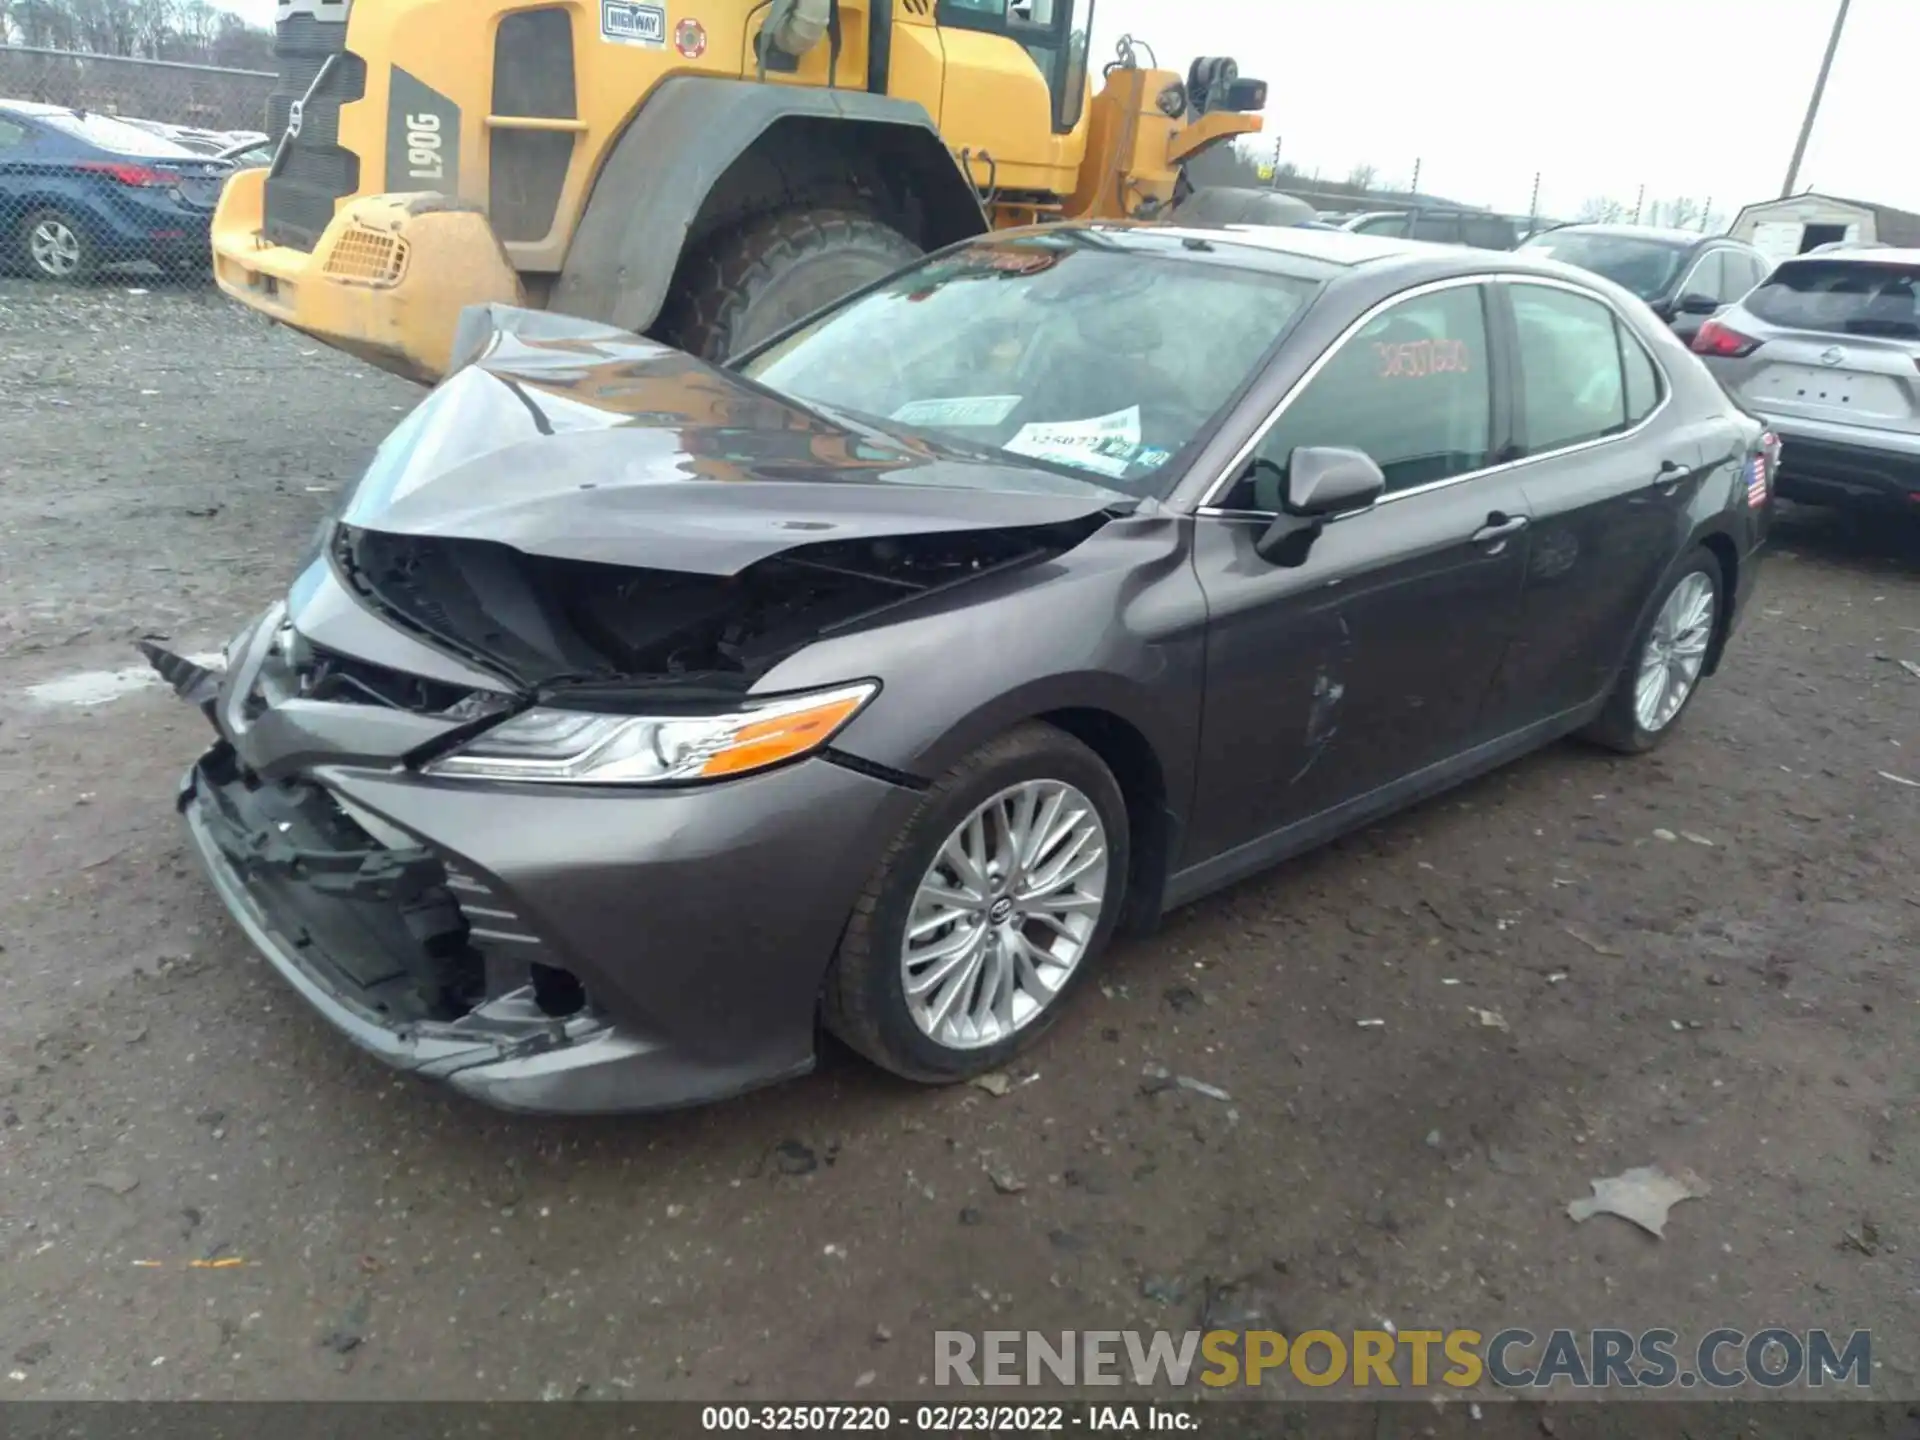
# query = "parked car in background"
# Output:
<box><xmin>1691</xmin><ymin>248</ymin><xmax>1920</xmax><ymax>514</ymax></box>
<box><xmin>217</xmin><ymin>135</ymin><xmax>276</xmax><ymax>169</ymax></box>
<box><xmin>0</xmin><ymin>100</ymin><xmax>231</xmax><ymax>280</ymax></box>
<box><xmin>1516</xmin><ymin>224</ymin><xmax>1771</xmax><ymax>344</ymax></box>
<box><xmin>118</xmin><ymin>116</ymin><xmax>225</xmax><ymax>155</ymax></box>
<box><xmin>1341</xmin><ymin>209</ymin><xmax>1526</xmax><ymax>251</ymax></box>
<box><xmin>143</xmin><ymin>222</ymin><xmax>1772</xmax><ymax>1113</ymax></box>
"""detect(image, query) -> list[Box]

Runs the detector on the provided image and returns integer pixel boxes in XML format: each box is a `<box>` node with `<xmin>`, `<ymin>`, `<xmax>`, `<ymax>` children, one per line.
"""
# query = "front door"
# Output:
<box><xmin>1487</xmin><ymin>280</ymin><xmax>1707</xmax><ymax>724</ymax></box>
<box><xmin>1185</xmin><ymin>280</ymin><xmax>1533</xmax><ymax>866</ymax></box>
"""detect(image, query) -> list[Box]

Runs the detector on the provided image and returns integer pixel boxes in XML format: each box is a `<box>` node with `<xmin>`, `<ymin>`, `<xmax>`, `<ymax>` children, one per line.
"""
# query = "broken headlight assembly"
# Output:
<box><xmin>422</xmin><ymin>682</ymin><xmax>878</xmax><ymax>785</ymax></box>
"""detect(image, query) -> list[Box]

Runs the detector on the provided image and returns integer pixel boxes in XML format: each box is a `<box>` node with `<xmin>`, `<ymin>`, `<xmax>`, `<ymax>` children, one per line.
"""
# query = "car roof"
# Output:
<box><xmin>1025</xmin><ymin>220</ymin><xmax>1650</xmax><ymax>290</ymax></box>
<box><xmin>0</xmin><ymin>99</ymin><xmax>66</xmax><ymax>117</ymax></box>
<box><xmin>1532</xmin><ymin>223</ymin><xmax>1728</xmax><ymax>250</ymax></box>
<box><xmin>1149</xmin><ymin>223</ymin><xmax>1428</xmax><ymax>267</ymax></box>
<box><xmin>1772</xmin><ymin>245</ymin><xmax>1920</xmax><ymax>267</ymax></box>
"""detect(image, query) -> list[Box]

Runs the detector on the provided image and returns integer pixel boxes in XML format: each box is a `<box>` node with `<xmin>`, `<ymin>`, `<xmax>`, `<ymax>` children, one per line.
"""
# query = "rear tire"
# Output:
<box><xmin>1580</xmin><ymin>550</ymin><xmax>1723</xmax><ymax>754</ymax></box>
<box><xmin>823</xmin><ymin>723</ymin><xmax>1130</xmax><ymax>1084</ymax></box>
<box><xmin>18</xmin><ymin>208</ymin><xmax>96</xmax><ymax>282</ymax></box>
<box><xmin>656</xmin><ymin>207</ymin><xmax>921</xmax><ymax>362</ymax></box>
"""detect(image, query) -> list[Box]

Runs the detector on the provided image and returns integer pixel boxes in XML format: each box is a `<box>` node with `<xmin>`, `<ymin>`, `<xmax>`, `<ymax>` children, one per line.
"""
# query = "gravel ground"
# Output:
<box><xmin>0</xmin><ymin>279</ymin><xmax>1916</xmax><ymax>1406</ymax></box>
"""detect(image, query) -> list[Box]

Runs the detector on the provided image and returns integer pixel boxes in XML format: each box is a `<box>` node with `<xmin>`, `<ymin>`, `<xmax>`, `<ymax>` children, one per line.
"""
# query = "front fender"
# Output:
<box><xmin>751</xmin><ymin>511</ymin><xmax>1207</xmax><ymax>813</ymax></box>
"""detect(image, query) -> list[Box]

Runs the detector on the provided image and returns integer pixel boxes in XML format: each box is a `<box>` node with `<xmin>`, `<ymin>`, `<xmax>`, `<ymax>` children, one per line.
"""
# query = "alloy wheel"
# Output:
<box><xmin>901</xmin><ymin>779</ymin><xmax>1110</xmax><ymax>1050</ymax></box>
<box><xmin>1633</xmin><ymin>571</ymin><xmax>1715</xmax><ymax>733</ymax></box>
<box><xmin>29</xmin><ymin>218</ymin><xmax>83</xmax><ymax>278</ymax></box>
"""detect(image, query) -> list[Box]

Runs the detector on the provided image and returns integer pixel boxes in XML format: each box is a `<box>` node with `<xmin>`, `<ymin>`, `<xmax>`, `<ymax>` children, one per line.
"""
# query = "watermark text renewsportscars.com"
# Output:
<box><xmin>934</xmin><ymin>1328</ymin><xmax>1873</xmax><ymax>1391</ymax></box>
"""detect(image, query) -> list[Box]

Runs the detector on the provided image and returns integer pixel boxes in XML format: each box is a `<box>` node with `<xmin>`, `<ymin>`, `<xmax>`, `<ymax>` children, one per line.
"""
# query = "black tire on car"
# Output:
<box><xmin>18</xmin><ymin>207</ymin><xmax>97</xmax><ymax>282</ymax></box>
<box><xmin>1581</xmin><ymin>548</ymin><xmax>1724</xmax><ymax>754</ymax></box>
<box><xmin>656</xmin><ymin>206</ymin><xmax>922</xmax><ymax>363</ymax></box>
<box><xmin>823</xmin><ymin>723</ymin><xmax>1131</xmax><ymax>1083</ymax></box>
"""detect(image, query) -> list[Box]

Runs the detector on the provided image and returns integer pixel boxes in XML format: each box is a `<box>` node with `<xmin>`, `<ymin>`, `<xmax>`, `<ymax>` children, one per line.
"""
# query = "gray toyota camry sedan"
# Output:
<box><xmin>146</xmin><ymin>222</ymin><xmax>1775</xmax><ymax>1113</ymax></box>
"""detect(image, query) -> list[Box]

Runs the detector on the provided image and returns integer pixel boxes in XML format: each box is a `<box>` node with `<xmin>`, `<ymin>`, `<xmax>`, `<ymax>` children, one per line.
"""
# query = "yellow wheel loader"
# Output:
<box><xmin>214</xmin><ymin>0</ymin><xmax>1268</xmax><ymax>382</ymax></box>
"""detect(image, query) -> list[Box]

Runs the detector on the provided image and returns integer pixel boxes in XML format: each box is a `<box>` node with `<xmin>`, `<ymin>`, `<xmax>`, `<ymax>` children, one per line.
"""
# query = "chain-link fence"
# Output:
<box><xmin>1</xmin><ymin>46</ymin><xmax>271</xmax><ymax>282</ymax></box>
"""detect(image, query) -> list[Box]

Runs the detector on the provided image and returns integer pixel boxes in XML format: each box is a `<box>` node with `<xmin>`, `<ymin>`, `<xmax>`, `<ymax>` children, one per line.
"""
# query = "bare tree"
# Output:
<box><xmin>1576</xmin><ymin>195</ymin><xmax>1629</xmax><ymax>223</ymax></box>
<box><xmin>6</xmin><ymin>0</ymin><xmax>262</xmax><ymax>61</ymax></box>
<box><xmin>1662</xmin><ymin>196</ymin><xmax>1705</xmax><ymax>229</ymax></box>
<box><xmin>1345</xmin><ymin>162</ymin><xmax>1378</xmax><ymax>192</ymax></box>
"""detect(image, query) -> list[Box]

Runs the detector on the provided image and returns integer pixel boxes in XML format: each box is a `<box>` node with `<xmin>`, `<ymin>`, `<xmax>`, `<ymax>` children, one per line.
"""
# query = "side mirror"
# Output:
<box><xmin>1676</xmin><ymin>292</ymin><xmax>1721</xmax><ymax>316</ymax></box>
<box><xmin>1253</xmin><ymin>446</ymin><xmax>1384</xmax><ymax>564</ymax></box>
<box><xmin>1289</xmin><ymin>445</ymin><xmax>1386</xmax><ymax>515</ymax></box>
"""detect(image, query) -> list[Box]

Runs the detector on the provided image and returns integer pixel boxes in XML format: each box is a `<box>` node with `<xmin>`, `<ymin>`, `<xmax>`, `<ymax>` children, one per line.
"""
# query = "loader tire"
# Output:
<box><xmin>657</xmin><ymin>207</ymin><xmax>921</xmax><ymax>363</ymax></box>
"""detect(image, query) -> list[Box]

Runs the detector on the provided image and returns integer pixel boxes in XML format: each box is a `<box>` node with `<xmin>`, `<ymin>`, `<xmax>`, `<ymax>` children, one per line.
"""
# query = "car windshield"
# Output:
<box><xmin>734</xmin><ymin>231</ymin><xmax>1321</xmax><ymax>497</ymax></box>
<box><xmin>1519</xmin><ymin>233</ymin><xmax>1686</xmax><ymax>300</ymax></box>
<box><xmin>34</xmin><ymin>109</ymin><xmax>200</xmax><ymax>157</ymax></box>
<box><xmin>1743</xmin><ymin>258</ymin><xmax>1920</xmax><ymax>338</ymax></box>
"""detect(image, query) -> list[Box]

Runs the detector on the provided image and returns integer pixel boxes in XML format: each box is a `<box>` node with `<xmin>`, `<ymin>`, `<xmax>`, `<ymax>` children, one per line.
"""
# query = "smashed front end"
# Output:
<box><xmin>151</xmin><ymin>307</ymin><xmax>1127</xmax><ymax>1113</ymax></box>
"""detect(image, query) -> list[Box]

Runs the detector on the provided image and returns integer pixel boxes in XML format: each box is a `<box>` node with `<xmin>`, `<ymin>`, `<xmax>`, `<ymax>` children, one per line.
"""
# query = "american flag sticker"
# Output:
<box><xmin>1745</xmin><ymin>452</ymin><xmax>1769</xmax><ymax>508</ymax></box>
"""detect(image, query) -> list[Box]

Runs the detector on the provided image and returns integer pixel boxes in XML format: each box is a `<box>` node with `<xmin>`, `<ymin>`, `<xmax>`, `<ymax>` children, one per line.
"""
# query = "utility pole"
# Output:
<box><xmin>1409</xmin><ymin>157</ymin><xmax>1421</xmax><ymax>196</ymax></box>
<box><xmin>1268</xmin><ymin>134</ymin><xmax>1282</xmax><ymax>190</ymax></box>
<box><xmin>1783</xmin><ymin>0</ymin><xmax>1850</xmax><ymax>196</ymax></box>
<box><xmin>1528</xmin><ymin>171</ymin><xmax>1541</xmax><ymax>225</ymax></box>
<box><xmin>1700</xmin><ymin>197</ymin><xmax>1712</xmax><ymax>233</ymax></box>
<box><xmin>1632</xmin><ymin>184</ymin><xmax>1645</xmax><ymax>224</ymax></box>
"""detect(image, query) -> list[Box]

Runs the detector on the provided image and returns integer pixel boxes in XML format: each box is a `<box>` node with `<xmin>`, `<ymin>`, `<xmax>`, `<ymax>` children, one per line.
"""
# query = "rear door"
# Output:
<box><xmin>0</xmin><ymin>115</ymin><xmax>30</xmax><ymax>229</ymax></box>
<box><xmin>1487</xmin><ymin>279</ymin><xmax>1707</xmax><ymax>723</ymax></box>
<box><xmin>1723</xmin><ymin>256</ymin><xmax>1920</xmax><ymax>445</ymax></box>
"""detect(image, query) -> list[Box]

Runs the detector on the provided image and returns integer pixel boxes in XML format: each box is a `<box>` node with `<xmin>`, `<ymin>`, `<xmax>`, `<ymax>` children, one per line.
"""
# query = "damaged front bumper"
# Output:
<box><xmin>150</xmin><ymin>588</ymin><xmax>919</xmax><ymax>1115</ymax></box>
<box><xmin>175</xmin><ymin>741</ymin><xmax>694</xmax><ymax>1112</ymax></box>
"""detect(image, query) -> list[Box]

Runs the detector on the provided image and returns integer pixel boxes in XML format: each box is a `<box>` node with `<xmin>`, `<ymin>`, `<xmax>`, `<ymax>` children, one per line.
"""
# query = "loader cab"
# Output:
<box><xmin>934</xmin><ymin>0</ymin><xmax>1092</xmax><ymax>190</ymax></box>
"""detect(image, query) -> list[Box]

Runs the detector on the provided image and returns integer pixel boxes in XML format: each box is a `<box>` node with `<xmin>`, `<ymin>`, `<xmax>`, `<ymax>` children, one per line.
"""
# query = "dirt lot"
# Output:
<box><xmin>0</xmin><ymin>279</ymin><xmax>1916</xmax><ymax>1407</ymax></box>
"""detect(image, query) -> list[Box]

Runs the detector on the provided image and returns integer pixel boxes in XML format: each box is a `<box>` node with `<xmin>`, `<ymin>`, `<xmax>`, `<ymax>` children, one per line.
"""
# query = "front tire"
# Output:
<box><xmin>1581</xmin><ymin>551</ymin><xmax>1723</xmax><ymax>754</ymax></box>
<box><xmin>19</xmin><ymin>208</ymin><xmax>96</xmax><ymax>282</ymax></box>
<box><xmin>823</xmin><ymin>723</ymin><xmax>1130</xmax><ymax>1083</ymax></box>
<box><xmin>656</xmin><ymin>207</ymin><xmax>921</xmax><ymax>362</ymax></box>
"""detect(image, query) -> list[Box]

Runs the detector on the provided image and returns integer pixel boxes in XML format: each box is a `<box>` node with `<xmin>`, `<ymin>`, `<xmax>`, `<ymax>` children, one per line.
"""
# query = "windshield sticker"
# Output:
<box><xmin>890</xmin><ymin>395</ymin><xmax>1022</xmax><ymax>427</ymax></box>
<box><xmin>601</xmin><ymin>0</ymin><xmax>666</xmax><ymax>46</ymax></box>
<box><xmin>1005</xmin><ymin>406</ymin><xmax>1143</xmax><ymax>478</ymax></box>
<box><xmin>1375</xmin><ymin>338</ymin><xmax>1472</xmax><ymax>379</ymax></box>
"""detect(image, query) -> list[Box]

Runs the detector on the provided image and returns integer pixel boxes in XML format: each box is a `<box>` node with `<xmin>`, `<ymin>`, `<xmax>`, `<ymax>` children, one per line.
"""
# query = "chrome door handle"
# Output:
<box><xmin>1471</xmin><ymin>512</ymin><xmax>1529</xmax><ymax>544</ymax></box>
<box><xmin>1650</xmin><ymin>459</ymin><xmax>1685</xmax><ymax>493</ymax></box>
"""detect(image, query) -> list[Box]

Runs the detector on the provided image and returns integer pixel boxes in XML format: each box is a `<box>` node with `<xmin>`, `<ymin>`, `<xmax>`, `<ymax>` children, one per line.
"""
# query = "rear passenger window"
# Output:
<box><xmin>1229</xmin><ymin>283</ymin><xmax>1492</xmax><ymax>505</ymax></box>
<box><xmin>1411</xmin><ymin>214</ymin><xmax>1461</xmax><ymax>243</ymax></box>
<box><xmin>1463</xmin><ymin>216</ymin><xmax>1516</xmax><ymax>250</ymax></box>
<box><xmin>1618</xmin><ymin>318</ymin><xmax>1660</xmax><ymax>424</ymax></box>
<box><xmin>1510</xmin><ymin>283</ymin><xmax>1627</xmax><ymax>453</ymax></box>
<box><xmin>1682</xmin><ymin>252</ymin><xmax>1725</xmax><ymax>303</ymax></box>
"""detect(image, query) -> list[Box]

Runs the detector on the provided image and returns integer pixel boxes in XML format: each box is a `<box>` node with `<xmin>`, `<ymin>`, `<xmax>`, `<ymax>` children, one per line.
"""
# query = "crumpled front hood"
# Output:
<box><xmin>339</xmin><ymin>307</ymin><xmax>1132</xmax><ymax>577</ymax></box>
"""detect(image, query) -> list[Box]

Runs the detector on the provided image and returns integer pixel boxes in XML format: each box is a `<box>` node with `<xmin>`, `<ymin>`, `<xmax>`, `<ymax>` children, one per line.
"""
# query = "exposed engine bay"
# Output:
<box><xmin>329</xmin><ymin>514</ymin><xmax>1112</xmax><ymax>704</ymax></box>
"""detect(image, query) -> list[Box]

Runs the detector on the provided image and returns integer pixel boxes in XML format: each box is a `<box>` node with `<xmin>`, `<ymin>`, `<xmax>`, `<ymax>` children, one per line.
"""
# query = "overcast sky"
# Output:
<box><xmin>214</xmin><ymin>0</ymin><xmax>1908</xmax><ymax>220</ymax></box>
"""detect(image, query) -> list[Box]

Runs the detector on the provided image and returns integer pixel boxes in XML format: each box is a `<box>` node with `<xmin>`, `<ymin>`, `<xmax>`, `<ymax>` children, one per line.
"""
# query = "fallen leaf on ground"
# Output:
<box><xmin>1471</xmin><ymin>1007</ymin><xmax>1509</xmax><ymax>1032</ymax></box>
<box><xmin>969</xmin><ymin>1072</ymin><xmax>1012</xmax><ymax>1097</ymax></box>
<box><xmin>1567</xmin><ymin>1164</ymin><xmax>1709</xmax><ymax>1238</ymax></box>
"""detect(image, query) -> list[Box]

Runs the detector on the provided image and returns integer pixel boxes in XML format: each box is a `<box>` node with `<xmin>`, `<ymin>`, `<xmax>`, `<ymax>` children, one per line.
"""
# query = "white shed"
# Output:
<box><xmin>1728</xmin><ymin>193</ymin><xmax>1920</xmax><ymax>266</ymax></box>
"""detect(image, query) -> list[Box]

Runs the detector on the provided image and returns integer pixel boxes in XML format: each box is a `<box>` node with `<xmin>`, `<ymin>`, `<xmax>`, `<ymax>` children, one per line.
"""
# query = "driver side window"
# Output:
<box><xmin>1221</xmin><ymin>284</ymin><xmax>1493</xmax><ymax>511</ymax></box>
